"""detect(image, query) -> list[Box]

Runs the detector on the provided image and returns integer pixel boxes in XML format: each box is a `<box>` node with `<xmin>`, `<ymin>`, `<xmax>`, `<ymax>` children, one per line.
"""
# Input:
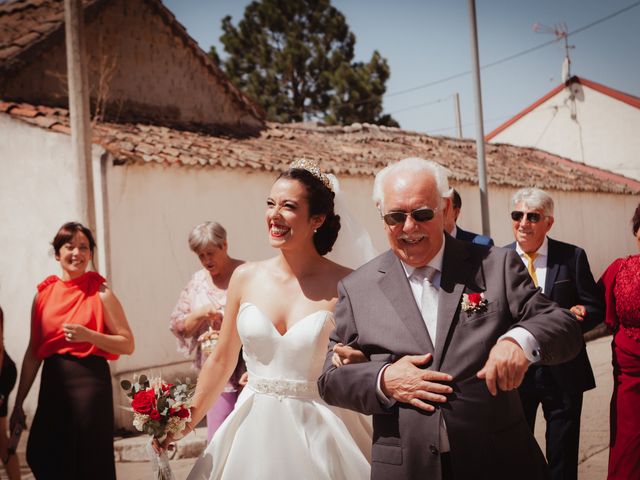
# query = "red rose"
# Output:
<box><xmin>467</xmin><ymin>293</ymin><xmax>483</xmax><ymax>304</ymax></box>
<box><xmin>131</xmin><ymin>389</ymin><xmax>156</xmax><ymax>415</ymax></box>
<box><xmin>149</xmin><ymin>409</ymin><xmax>161</xmax><ymax>421</ymax></box>
<box><xmin>176</xmin><ymin>407</ymin><xmax>190</xmax><ymax>419</ymax></box>
<box><xmin>161</xmin><ymin>383</ymin><xmax>173</xmax><ymax>392</ymax></box>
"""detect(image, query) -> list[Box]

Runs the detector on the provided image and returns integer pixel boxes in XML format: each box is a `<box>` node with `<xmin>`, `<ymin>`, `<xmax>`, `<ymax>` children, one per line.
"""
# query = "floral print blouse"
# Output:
<box><xmin>170</xmin><ymin>269</ymin><xmax>227</xmax><ymax>369</ymax></box>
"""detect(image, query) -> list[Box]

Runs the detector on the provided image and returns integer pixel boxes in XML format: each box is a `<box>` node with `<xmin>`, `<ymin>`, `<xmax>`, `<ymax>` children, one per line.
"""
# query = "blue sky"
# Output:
<box><xmin>164</xmin><ymin>0</ymin><xmax>640</xmax><ymax>138</ymax></box>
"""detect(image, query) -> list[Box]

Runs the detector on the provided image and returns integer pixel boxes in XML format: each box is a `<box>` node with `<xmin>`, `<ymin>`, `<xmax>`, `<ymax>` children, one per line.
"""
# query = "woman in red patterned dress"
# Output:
<box><xmin>598</xmin><ymin>203</ymin><xmax>640</xmax><ymax>480</ymax></box>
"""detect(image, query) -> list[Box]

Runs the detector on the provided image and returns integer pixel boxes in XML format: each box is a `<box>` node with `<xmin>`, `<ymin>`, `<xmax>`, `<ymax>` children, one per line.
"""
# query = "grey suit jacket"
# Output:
<box><xmin>318</xmin><ymin>235</ymin><xmax>582</xmax><ymax>480</ymax></box>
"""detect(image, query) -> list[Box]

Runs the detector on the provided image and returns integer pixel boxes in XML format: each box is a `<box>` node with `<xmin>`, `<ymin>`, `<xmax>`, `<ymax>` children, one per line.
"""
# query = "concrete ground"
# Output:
<box><xmin>4</xmin><ymin>335</ymin><xmax>613</xmax><ymax>480</ymax></box>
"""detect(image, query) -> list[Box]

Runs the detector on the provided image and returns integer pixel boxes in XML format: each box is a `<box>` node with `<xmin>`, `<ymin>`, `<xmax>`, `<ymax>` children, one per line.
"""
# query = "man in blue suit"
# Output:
<box><xmin>505</xmin><ymin>187</ymin><xmax>604</xmax><ymax>480</ymax></box>
<box><xmin>444</xmin><ymin>189</ymin><xmax>494</xmax><ymax>246</ymax></box>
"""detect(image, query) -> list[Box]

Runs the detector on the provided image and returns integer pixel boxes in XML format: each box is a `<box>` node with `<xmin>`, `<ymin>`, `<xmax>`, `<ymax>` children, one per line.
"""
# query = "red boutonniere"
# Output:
<box><xmin>461</xmin><ymin>292</ymin><xmax>488</xmax><ymax>313</ymax></box>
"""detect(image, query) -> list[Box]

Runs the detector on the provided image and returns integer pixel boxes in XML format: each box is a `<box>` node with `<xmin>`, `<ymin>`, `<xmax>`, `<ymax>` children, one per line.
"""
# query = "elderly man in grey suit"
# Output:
<box><xmin>317</xmin><ymin>157</ymin><xmax>582</xmax><ymax>480</ymax></box>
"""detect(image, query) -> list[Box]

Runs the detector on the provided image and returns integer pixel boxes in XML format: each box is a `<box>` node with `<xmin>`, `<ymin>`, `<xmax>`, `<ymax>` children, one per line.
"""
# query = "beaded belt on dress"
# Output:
<box><xmin>247</xmin><ymin>374</ymin><xmax>319</xmax><ymax>400</ymax></box>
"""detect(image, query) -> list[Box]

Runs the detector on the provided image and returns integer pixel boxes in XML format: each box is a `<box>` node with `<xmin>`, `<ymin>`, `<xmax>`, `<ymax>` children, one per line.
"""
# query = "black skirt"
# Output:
<box><xmin>0</xmin><ymin>351</ymin><xmax>17</xmax><ymax>417</ymax></box>
<box><xmin>27</xmin><ymin>354</ymin><xmax>115</xmax><ymax>480</ymax></box>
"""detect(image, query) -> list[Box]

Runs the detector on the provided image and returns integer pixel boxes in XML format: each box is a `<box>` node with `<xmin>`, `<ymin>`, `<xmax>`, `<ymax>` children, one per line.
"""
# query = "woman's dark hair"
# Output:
<box><xmin>632</xmin><ymin>203</ymin><xmax>640</xmax><ymax>236</ymax></box>
<box><xmin>277</xmin><ymin>168</ymin><xmax>341</xmax><ymax>255</ymax></box>
<box><xmin>52</xmin><ymin>222</ymin><xmax>97</xmax><ymax>256</ymax></box>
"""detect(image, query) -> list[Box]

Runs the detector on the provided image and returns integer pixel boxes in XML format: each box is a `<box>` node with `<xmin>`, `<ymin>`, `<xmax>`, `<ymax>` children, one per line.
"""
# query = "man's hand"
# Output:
<box><xmin>477</xmin><ymin>338</ymin><xmax>529</xmax><ymax>396</ymax></box>
<box><xmin>569</xmin><ymin>304</ymin><xmax>586</xmax><ymax>322</ymax></box>
<box><xmin>332</xmin><ymin>343</ymin><xmax>367</xmax><ymax>367</ymax></box>
<box><xmin>381</xmin><ymin>353</ymin><xmax>453</xmax><ymax>412</ymax></box>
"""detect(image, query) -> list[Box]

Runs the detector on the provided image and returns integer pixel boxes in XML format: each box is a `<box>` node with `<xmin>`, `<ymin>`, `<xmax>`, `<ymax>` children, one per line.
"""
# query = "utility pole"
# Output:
<box><xmin>467</xmin><ymin>0</ymin><xmax>490</xmax><ymax>237</ymax></box>
<box><xmin>65</xmin><ymin>0</ymin><xmax>96</xmax><ymax>234</ymax></box>
<box><xmin>453</xmin><ymin>93</ymin><xmax>463</xmax><ymax>139</ymax></box>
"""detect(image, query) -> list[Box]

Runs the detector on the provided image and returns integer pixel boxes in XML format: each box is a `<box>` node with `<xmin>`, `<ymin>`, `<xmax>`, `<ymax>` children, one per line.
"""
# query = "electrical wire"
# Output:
<box><xmin>386</xmin><ymin>0</ymin><xmax>640</xmax><ymax>100</ymax></box>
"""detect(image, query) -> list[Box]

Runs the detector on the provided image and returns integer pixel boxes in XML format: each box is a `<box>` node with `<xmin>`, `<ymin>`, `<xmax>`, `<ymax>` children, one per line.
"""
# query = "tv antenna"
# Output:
<box><xmin>533</xmin><ymin>22</ymin><xmax>575</xmax><ymax>82</ymax></box>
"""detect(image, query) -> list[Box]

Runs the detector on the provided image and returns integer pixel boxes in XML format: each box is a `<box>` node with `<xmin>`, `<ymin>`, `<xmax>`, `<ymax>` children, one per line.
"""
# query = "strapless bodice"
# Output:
<box><xmin>237</xmin><ymin>303</ymin><xmax>334</xmax><ymax>388</ymax></box>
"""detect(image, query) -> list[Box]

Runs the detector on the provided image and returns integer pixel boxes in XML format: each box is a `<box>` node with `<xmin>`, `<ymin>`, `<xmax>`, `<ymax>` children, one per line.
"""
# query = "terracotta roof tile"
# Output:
<box><xmin>49</xmin><ymin>123</ymin><xmax>70</xmax><ymax>134</ymax></box>
<box><xmin>13</xmin><ymin>31</ymin><xmax>40</xmax><ymax>46</ymax></box>
<box><xmin>0</xmin><ymin>45</ymin><xmax>21</xmax><ymax>60</ymax></box>
<box><xmin>3</xmin><ymin>101</ymin><xmax>639</xmax><ymax>194</ymax></box>
<box><xmin>10</xmin><ymin>105</ymin><xmax>39</xmax><ymax>117</ymax></box>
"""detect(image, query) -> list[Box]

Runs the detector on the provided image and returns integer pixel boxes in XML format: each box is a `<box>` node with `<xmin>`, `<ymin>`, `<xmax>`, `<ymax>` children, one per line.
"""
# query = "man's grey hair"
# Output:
<box><xmin>372</xmin><ymin>157</ymin><xmax>451</xmax><ymax>211</ymax></box>
<box><xmin>510</xmin><ymin>188</ymin><xmax>554</xmax><ymax>217</ymax></box>
<box><xmin>188</xmin><ymin>221</ymin><xmax>227</xmax><ymax>253</ymax></box>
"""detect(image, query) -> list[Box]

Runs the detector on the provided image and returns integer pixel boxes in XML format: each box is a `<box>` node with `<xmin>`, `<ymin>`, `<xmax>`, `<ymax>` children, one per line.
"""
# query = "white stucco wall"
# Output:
<box><xmin>0</xmin><ymin>117</ymin><xmax>106</xmax><ymax>420</ymax></box>
<box><xmin>490</xmin><ymin>83</ymin><xmax>640</xmax><ymax>180</ymax></box>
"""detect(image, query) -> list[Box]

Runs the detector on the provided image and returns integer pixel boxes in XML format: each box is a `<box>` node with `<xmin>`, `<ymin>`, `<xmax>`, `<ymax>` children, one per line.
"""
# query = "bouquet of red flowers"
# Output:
<box><xmin>121</xmin><ymin>374</ymin><xmax>196</xmax><ymax>480</ymax></box>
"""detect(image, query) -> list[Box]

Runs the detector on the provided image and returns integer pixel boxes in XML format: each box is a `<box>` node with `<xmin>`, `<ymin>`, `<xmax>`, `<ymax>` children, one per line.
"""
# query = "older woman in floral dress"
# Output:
<box><xmin>170</xmin><ymin>222</ymin><xmax>245</xmax><ymax>440</ymax></box>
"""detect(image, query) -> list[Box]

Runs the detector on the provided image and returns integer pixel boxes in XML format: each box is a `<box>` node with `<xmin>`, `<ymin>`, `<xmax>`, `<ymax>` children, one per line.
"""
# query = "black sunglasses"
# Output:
<box><xmin>383</xmin><ymin>207</ymin><xmax>438</xmax><ymax>226</ymax></box>
<box><xmin>510</xmin><ymin>211</ymin><xmax>544</xmax><ymax>223</ymax></box>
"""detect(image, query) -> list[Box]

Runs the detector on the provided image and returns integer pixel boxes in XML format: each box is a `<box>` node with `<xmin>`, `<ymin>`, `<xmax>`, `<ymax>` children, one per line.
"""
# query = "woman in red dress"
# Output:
<box><xmin>599</xmin><ymin>203</ymin><xmax>640</xmax><ymax>480</ymax></box>
<box><xmin>9</xmin><ymin>222</ymin><xmax>134</xmax><ymax>479</ymax></box>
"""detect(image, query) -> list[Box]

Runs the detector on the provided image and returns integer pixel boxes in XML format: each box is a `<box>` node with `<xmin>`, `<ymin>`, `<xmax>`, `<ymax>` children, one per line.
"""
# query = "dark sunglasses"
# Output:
<box><xmin>510</xmin><ymin>211</ymin><xmax>544</xmax><ymax>223</ymax></box>
<box><xmin>383</xmin><ymin>207</ymin><xmax>438</xmax><ymax>226</ymax></box>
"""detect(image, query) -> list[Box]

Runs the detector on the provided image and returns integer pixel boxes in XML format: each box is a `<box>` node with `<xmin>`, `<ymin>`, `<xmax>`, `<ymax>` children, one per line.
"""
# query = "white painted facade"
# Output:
<box><xmin>1</xmin><ymin>118</ymin><xmax>638</xmax><ymax>427</ymax></box>
<box><xmin>489</xmin><ymin>80</ymin><xmax>640</xmax><ymax>180</ymax></box>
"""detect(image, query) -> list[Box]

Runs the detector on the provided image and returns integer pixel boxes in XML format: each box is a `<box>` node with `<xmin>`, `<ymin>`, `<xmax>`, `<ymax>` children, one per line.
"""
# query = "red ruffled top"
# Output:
<box><xmin>599</xmin><ymin>254</ymin><xmax>640</xmax><ymax>342</ymax></box>
<box><xmin>32</xmin><ymin>271</ymin><xmax>118</xmax><ymax>360</ymax></box>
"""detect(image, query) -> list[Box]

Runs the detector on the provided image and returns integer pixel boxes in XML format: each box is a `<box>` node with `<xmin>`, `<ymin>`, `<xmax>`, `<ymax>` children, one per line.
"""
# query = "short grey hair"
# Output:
<box><xmin>372</xmin><ymin>157</ymin><xmax>451</xmax><ymax>210</ymax></box>
<box><xmin>510</xmin><ymin>188</ymin><xmax>554</xmax><ymax>217</ymax></box>
<box><xmin>188</xmin><ymin>222</ymin><xmax>227</xmax><ymax>253</ymax></box>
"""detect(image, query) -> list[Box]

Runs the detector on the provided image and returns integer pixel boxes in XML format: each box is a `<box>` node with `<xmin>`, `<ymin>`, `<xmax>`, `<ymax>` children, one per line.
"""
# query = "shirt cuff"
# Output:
<box><xmin>376</xmin><ymin>364</ymin><xmax>396</xmax><ymax>407</ymax></box>
<box><xmin>499</xmin><ymin>327</ymin><xmax>541</xmax><ymax>364</ymax></box>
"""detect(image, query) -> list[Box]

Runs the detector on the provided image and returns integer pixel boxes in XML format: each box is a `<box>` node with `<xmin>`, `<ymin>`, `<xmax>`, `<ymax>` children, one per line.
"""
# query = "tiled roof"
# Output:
<box><xmin>2</xmin><ymin>100</ymin><xmax>639</xmax><ymax>194</ymax></box>
<box><xmin>0</xmin><ymin>0</ymin><xmax>264</xmax><ymax>121</ymax></box>
<box><xmin>0</xmin><ymin>0</ymin><xmax>103</xmax><ymax>70</ymax></box>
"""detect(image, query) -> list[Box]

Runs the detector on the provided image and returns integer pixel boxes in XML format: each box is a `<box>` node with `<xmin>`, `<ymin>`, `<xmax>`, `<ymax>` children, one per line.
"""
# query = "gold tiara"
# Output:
<box><xmin>289</xmin><ymin>158</ymin><xmax>333</xmax><ymax>191</ymax></box>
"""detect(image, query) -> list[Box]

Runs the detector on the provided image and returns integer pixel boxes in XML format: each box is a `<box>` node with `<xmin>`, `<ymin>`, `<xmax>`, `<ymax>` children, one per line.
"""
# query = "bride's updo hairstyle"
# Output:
<box><xmin>278</xmin><ymin>159</ymin><xmax>341</xmax><ymax>256</ymax></box>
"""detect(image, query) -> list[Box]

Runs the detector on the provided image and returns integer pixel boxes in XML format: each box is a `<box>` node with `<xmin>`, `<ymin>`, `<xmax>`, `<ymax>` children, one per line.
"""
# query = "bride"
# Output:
<box><xmin>161</xmin><ymin>160</ymin><xmax>374</xmax><ymax>479</ymax></box>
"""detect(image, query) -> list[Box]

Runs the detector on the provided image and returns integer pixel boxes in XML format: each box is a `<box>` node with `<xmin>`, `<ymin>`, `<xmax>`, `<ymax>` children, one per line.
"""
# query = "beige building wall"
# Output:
<box><xmin>489</xmin><ymin>83</ymin><xmax>640</xmax><ymax>180</ymax></box>
<box><xmin>2</xmin><ymin>0</ymin><xmax>261</xmax><ymax>130</ymax></box>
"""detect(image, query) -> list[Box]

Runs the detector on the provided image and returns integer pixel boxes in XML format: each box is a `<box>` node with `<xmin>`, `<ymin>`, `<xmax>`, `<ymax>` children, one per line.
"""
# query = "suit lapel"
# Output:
<box><xmin>378</xmin><ymin>251</ymin><xmax>434</xmax><ymax>353</ymax></box>
<box><xmin>434</xmin><ymin>235</ymin><xmax>482</xmax><ymax>369</ymax></box>
<box><xmin>545</xmin><ymin>238</ymin><xmax>560</xmax><ymax>295</ymax></box>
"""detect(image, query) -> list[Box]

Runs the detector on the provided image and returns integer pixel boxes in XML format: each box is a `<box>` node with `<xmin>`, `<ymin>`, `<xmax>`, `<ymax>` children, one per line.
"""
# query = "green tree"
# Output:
<box><xmin>216</xmin><ymin>0</ymin><xmax>397</xmax><ymax>126</ymax></box>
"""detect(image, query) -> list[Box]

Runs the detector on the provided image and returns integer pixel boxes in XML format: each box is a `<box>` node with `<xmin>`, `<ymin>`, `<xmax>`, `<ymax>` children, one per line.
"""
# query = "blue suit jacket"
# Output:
<box><xmin>455</xmin><ymin>225</ymin><xmax>494</xmax><ymax>247</ymax></box>
<box><xmin>505</xmin><ymin>237</ymin><xmax>604</xmax><ymax>392</ymax></box>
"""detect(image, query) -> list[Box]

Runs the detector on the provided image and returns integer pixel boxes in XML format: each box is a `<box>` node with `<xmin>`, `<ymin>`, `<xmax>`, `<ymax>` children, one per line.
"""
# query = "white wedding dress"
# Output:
<box><xmin>187</xmin><ymin>302</ymin><xmax>372</xmax><ymax>480</ymax></box>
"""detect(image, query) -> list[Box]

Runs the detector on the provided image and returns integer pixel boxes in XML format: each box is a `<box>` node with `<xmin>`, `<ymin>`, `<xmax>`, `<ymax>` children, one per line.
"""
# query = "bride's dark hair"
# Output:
<box><xmin>277</xmin><ymin>168</ymin><xmax>341</xmax><ymax>255</ymax></box>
